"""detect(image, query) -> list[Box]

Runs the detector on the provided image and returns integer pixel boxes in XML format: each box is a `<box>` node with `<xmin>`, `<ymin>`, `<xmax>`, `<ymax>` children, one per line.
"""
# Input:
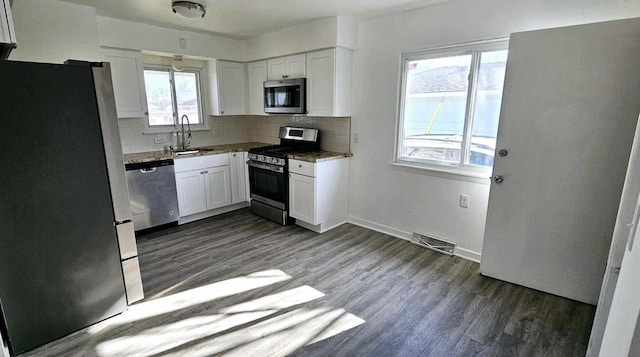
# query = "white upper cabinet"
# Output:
<box><xmin>285</xmin><ymin>54</ymin><xmax>306</xmax><ymax>78</ymax></box>
<box><xmin>267</xmin><ymin>54</ymin><xmax>306</xmax><ymax>80</ymax></box>
<box><xmin>267</xmin><ymin>57</ymin><xmax>285</xmax><ymax>80</ymax></box>
<box><xmin>307</xmin><ymin>48</ymin><xmax>352</xmax><ymax>117</ymax></box>
<box><xmin>103</xmin><ymin>48</ymin><xmax>148</xmax><ymax>118</ymax></box>
<box><xmin>247</xmin><ymin>61</ymin><xmax>267</xmax><ymax>115</ymax></box>
<box><xmin>0</xmin><ymin>0</ymin><xmax>16</xmax><ymax>47</ymax></box>
<box><xmin>208</xmin><ymin>60</ymin><xmax>247</xmax><ymax>116</ymax></box>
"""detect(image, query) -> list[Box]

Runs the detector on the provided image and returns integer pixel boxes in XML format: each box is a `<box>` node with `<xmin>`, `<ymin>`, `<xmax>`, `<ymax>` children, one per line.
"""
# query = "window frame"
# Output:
<box><xmin>394</xmin><ymin>39</ymin><xmax>509</xmax><ymax>177</ymax></box>
<box><xmin>143</xmin><ymin>65</ymin><xmax>208</xmax><ymax>133</ymax></box>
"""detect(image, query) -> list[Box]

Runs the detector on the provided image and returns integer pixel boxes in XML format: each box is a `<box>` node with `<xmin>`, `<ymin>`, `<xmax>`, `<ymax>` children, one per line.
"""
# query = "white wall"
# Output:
<box><xmin>97</xmin><ymin>17</ymin><xmax>244</xmax><ymax>61</ymax></box>
<box><xmin>244</xmin><ymin>16</ymin><xmax>357</xmax><ymax>61</ymax></box>
<box><xmin>244</xmin><ymin>17</ymin><xmax>338</xmax><ymax>61</ymax></box>
<box><xmin>9</xmin><ymin>0</ymin><xmax>102</xmax><ymax>63</ymax></box>
<box><xmin>349</xmin><ymin>0</ymin><xmax>640</xmax><ymax>260</ymax></box>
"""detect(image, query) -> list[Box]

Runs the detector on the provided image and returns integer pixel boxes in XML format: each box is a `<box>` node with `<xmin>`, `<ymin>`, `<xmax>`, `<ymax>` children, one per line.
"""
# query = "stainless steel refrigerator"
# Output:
<box><xmin>0</xmin><ymin>60</ymin><xmax>140</xmax><ymax>354</ymax></box>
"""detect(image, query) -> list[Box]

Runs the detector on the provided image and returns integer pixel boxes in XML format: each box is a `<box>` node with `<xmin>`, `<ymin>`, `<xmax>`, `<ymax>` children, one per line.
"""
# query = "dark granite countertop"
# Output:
<box><xmin>123</xmin><ymin>142</ymin><xmax>270</xmax><ymax>164</ymax></box>
<box><xmin>288</xmin><ymin>151</ymin><xmax>352</xmax><ymax>163</ymax></box>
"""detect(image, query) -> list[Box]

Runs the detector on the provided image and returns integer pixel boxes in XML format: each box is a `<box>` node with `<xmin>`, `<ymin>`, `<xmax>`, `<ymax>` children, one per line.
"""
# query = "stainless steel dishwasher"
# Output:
<box><xmin>125</xmin><ymin>159</ymin><xmax>179</xmax><ymax>231</ymax></box>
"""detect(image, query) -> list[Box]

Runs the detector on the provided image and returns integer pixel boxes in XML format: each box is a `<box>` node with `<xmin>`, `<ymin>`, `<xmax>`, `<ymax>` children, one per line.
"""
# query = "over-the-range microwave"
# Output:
<box><xmin>264</xmin><ymin>78</ymin><xmax>306</xmax><ymax>114</ymax></box>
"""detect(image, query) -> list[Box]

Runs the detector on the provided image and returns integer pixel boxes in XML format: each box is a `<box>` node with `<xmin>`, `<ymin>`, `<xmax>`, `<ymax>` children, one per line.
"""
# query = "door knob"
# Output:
<box><xmin>498</xmin><ymin>149</ymin><xmax>508</xmax><ymax>157</ymax></box>
<box><xmin>493</xmin><ymin>175</ymin><xmax>504</xmax><ymax>184</ymax></box>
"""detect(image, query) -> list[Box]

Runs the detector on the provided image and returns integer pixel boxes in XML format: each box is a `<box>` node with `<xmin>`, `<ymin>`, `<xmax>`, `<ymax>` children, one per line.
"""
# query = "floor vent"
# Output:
<box><xmin>412</xmin><ymin>232</ymin><xmax>456</xmax><ymax>256</ymax></box>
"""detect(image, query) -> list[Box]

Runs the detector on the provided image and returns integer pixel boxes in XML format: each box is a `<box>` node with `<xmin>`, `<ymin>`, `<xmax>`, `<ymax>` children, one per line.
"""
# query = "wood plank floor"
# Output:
<box><xmin>21</xmin><ymin>209</ymin><xmax>595</xmax><ymax>356</ymax></box>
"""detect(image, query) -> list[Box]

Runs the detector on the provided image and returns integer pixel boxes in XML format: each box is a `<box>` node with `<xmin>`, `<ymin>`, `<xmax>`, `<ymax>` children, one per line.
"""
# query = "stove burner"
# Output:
<box><xmin>249</xmin><ymin>143</ymin><xmax>320</xmax><ymax>159</ymax></box>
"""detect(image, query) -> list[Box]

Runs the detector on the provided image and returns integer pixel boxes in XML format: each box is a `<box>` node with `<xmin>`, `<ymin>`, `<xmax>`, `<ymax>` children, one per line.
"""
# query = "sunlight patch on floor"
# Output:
<box><xmin>169</xmin><ymin>305</ymin><xmax>366</xmax><ymax>356</ymax></box>
<box><xmin>94</xmin><ymin>285</ymin><xmax>328</xmax><ymax>356</ymax></box>
<box><xmin>88</xmin><ymin>269</ymin><xmax>291</xmax><ymax>334</ymax></box>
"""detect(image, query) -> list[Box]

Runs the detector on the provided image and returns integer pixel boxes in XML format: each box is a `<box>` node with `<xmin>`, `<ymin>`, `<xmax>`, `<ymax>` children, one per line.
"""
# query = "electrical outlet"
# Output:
<box><xmin>212</xmin><ymin>125</ymin><xmax>220</xmax><ymax>137</ymax></box>
<box><xmin>179</xmin><ymin>37</ymin><xmax>187</xmax><ymax>49</ymax></box>
<box><xmin>353</xmin><ymin>132</ymin><xmax>359</xmax><ymax>143</ymax></box>
<box><xmin>460</xmin><ymin>194</ymin><xmax>470</xmax><ymax>208</ymax></box>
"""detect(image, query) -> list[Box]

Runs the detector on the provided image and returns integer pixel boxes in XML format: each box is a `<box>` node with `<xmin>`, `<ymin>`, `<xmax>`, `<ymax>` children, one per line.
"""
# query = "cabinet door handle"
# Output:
<box><xmin>221</xmin><ymin>110</ymin><xmax>225</xmax><ymax>114</ymax></box>
<box><xmin>200</xmin><ymin>171</ymin><xmax>205</xmax><ymax>174</ymax></box>
<box><xmin>233</xmin><ymin>153</ymin><xmax>236</xmax><ymax>157</ymax></box>
<box><xmin>298</xmin><ymin>164</ymin><xmax>302</xmax><ymax>168</ymax></box>
<box><xmin>204</xmin><ymin>170</ymin><xmax>209</xmax><ymax>174</ymax></box>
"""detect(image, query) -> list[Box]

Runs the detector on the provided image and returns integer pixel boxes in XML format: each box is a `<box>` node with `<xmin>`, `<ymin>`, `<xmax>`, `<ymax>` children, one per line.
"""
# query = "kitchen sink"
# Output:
<box><xmin>173</xmin><ymin>149</ymin><xmax>200</xmax><ymax>156</ymax></box>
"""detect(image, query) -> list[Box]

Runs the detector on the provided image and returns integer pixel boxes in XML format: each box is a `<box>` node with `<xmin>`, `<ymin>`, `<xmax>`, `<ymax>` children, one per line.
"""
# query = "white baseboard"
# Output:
<box><xmin>178</xmin><ymin>202</ymin><xmax>250</xmax><ymax>225</ymax></box>
<box><xmin>452</xmin><ymin>246</ymin><xmax>481</xmax><ymax>263</ymax></box>
<box><xmin>348</xmin><ymin>215</ymin><xmax>413</xmax><ymax>241</ymax></box>
<box><xmin>347</xmin><ymin>215</ymin><xmax>481</xmax><ymax>263</ymax></box>
<box><xmin>296</xmin><ymin>220</ymin><xmax>349</xmax><ymax>234</ymax></box>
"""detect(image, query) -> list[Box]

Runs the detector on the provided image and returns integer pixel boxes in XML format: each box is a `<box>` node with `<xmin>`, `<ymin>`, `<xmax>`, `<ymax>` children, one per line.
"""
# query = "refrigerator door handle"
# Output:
<box><xmin>114</xmin><ymin>219</ymin><xmax>132</xmax><ymax>226</ymax></box>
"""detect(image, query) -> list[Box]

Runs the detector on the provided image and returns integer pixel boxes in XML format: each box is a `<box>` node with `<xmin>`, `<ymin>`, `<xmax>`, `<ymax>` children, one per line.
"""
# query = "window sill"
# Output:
<box><xmin>390</xmin><ymin>160</ymin><xmax>492</xmax><ymax>184</ymax></box>
<box><xmin>142</xmin><ymin>126</ymin><xmax>210</xmax><ymax>135</ymax></box>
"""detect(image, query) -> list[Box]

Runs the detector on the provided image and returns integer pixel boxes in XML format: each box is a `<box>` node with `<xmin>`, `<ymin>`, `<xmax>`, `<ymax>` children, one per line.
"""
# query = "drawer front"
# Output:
<box><xmin>289</xmin><ymin>159</ymin><xmax>316</xmax><ymax>177</ymax></box>
<box><xmin>175</xmin><ymin>153</ymin><xmax>229</xmax><ymax>173</ymax></box>
<box><xmin>122</xmin><ymin>257</ymin><xmax>144</xmax><ymax>304</ymax></box>
<box><xmin>116</xmin><ymin>222</ymin><xmax>137</xmax><ymax>260</ymax></box>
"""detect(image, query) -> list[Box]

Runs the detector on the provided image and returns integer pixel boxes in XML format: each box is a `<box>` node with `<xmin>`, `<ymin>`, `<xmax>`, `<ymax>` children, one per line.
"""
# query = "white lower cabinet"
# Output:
<box><xmin>175</xmin><ymin>152</ymin><xmax>249</xmax><ymax>220</ymax></box>
<box><xmin>229</xmin><ymin>152</ymin><xmax>249</xmax><ymax>204</ymax></box>
<box><xmin>175</xmin><ymin>154</ymin><xmax>231</xmax><ymax>217</ymax></box>
<box><xmin>288</xmin><ymin>158</ymin><xmax>350</xmax><ymax>233</ymax></box>
<box><xmin>289</xmin><ymin>173</ymin><xmax>317</xmax><ymax>224</ymax></box>
<box><xmin>205</xmin><ymin>166</ymin><xmax>232</xmax><ymax>209</ymax></box>
<box><xmin>176</xmin><ymin>169</ymin><xmax>208</xmax><ymax>216</ymax></box>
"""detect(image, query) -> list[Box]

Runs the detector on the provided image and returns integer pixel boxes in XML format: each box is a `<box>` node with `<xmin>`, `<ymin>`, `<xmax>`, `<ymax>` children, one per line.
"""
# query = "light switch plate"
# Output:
<box><xmin>460</xmin><ymin>194</ymin><xmax>470</xmax><ymax>208</ymax></box>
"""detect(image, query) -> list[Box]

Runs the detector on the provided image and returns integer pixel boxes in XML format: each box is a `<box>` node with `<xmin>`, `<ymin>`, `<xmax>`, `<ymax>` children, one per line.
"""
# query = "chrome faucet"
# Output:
<box><xmin>180</xmin><ymin>114</ymin><xmax>192</xmax><ymax>150</ymax></box>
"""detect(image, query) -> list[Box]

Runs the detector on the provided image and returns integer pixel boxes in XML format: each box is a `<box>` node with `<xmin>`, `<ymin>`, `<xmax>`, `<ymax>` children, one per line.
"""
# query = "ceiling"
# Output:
<box><xmin>59</xmin><ymin>0</ymin><xmax>449</xmax><ymax>39</ymax></box>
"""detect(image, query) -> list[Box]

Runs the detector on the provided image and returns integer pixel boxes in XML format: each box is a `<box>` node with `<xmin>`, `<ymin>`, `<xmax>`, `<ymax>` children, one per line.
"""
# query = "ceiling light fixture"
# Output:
<box><xmin>172</xmin><ymin>1</ymin><xmax>206</xmax><ymax>19</ymax></box>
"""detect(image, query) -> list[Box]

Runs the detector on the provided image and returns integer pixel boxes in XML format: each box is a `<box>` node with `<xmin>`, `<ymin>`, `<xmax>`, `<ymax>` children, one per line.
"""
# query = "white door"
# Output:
<box><xmin>176</xmin><ymin>170</ymin><xmax>207</xmax><ymax>216</ymax></box>
<box><xmin>205</xmin><ymin>166</ymin><xmax>232</xmax><ymax>209</ymax></box>
<box><xmin>217</xmin><ymin>61</ymin><xmax>247</xmax><ymax>115</ymax></box>
<box><xmin>285</xmin><ymin>54</ymin><xmax>306</xmax><ymax>78</ymax></box>
<box><xmin>599</xmin><ymin>191</ymin><xmax>640</xmax><ymax>356</ymax></box>
<box><xmin>307</xmin><ymin>49</ymin><xmax>335</xmax><ymax>116</ymax></box>
<box><xmin>480</xmin><ymin>19</ymin><xmax>640</xmax><ymax>304</ymax></box>
<box><xmin>289</xmin><ymin>173</ymin><xmax>317</xmax><ymax>224</ymax></box>
<box><xmin>247</xmin><ymin>61</ymin><xmax>267</xmax><ymax>115</ymax></box>
<box><xmin>229</xmin><ymin>152</ymin><xmax>247</xmax><ymax>204</ymax></box>
<box><xmin>267</xmin><ymin>57</ymin><xmax>286</xmax><ymax>80</ymax></box>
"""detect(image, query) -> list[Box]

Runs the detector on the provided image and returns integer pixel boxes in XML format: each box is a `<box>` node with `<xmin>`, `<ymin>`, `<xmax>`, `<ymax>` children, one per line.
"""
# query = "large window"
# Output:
<box><xmin>396</xmin><ymin>41</ymin><xmax>508</xmax><ymax>173</ymax></box>
<box><xmin>144</xmin><ymin>67</ymin><xmax>204</xmax><ymax>128</ymax></box>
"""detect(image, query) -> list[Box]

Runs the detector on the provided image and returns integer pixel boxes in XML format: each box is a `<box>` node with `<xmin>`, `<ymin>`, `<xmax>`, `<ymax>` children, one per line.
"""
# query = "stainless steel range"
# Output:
<box><xmin>248</xmin><ymin>126</ymin><xmax>319</xmax><ymax>225</ymax></box>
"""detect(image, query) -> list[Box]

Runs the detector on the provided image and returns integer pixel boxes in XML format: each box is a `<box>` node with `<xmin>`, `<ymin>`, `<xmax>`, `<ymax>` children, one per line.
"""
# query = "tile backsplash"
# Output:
<box><xmin>118</xmin><ymin>115</ymin><xmax>351</xmax><ymax>154</ymax></box>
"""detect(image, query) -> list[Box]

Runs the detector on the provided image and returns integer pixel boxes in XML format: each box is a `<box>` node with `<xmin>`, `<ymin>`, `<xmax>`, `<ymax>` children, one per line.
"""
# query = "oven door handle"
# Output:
<box><xmin>247</xmin><ymin>161</ymin><xmax>284</xmax><ymax>173</ymax></box>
